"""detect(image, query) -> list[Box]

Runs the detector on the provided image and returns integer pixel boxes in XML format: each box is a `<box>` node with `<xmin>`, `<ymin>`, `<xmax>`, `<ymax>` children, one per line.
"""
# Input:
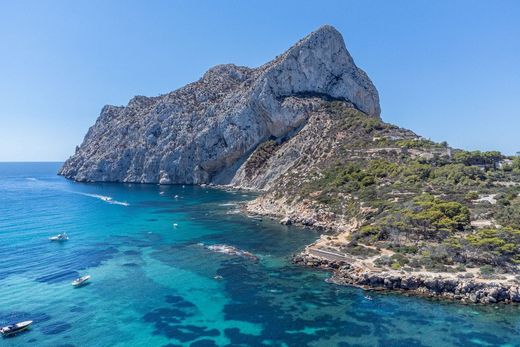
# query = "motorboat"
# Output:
<box><xmin>49</xmin><ymin>233</ymin><xmax>68</xmax><ymax>242</ymax></box>
<box><xmin>71</xmin><ymin>275</ymin><xmax>91</xmax><ymax>287</ymax></box>
<box><xmin>0</xmin><ymin>320</ymin><xmax>33</xmax><ymax>336</ymax></box>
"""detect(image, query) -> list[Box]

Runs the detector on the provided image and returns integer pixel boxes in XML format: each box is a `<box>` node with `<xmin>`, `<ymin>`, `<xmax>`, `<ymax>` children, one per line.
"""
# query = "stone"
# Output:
<box><xmin>509</xmin><ymin>286</ymin><xmax>520</xmax><ymax>302</ymax></box>
<box><xmin>280</xmin><ymin>217</ymin><xmax>292</xmax><ymax>225</ymax></box>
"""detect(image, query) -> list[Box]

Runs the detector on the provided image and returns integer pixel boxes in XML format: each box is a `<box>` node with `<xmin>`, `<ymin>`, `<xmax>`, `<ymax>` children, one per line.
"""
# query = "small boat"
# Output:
<box><xmin>71</xmin><ymin>275</ymin><xmax>91</xmax><ymax>287</ymax></box>
<box><xmin>0</xmin><ymin>320</ymin><xmax>33</xmax><ymax>336</ymax></box>
<box><xmin>49</xmin><ymin>233</ymin><xmax>68</xmax><ymax>242</ymax></box>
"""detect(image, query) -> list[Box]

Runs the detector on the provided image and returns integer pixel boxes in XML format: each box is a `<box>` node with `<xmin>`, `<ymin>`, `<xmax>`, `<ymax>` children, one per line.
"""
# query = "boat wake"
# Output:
<box><xmin>79</xmin><ymin>193</ymin><xmax>130</xmax><ymax>206</ymax></box>
<box><xmin>26</xmin><ymin>177</ymin><xmax>38</xmax><ymax>181</ymax></box>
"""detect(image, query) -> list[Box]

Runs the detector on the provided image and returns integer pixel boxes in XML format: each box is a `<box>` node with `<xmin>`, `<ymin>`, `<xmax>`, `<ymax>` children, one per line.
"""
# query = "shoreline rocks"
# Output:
<box><xmin>245</xmin><ymin>187</ymin><xmax>520</xmax><ymax>305</ymax></box>
<box><xmin>293</xmin><ymin>251</ymin><xmax>520</xmax><ymax>304</ymax></box>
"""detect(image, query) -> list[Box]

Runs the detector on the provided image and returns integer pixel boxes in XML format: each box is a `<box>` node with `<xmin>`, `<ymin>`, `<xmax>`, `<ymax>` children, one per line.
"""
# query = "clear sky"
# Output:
<box><xmin>0</xmin><ymin>0</ymin><xmax>518</xmax><ymax>161</ymax></box>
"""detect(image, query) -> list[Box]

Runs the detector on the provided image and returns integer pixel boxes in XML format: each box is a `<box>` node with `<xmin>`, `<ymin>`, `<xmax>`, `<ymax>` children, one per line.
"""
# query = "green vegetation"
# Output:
<box><xmin>453</xmin><ymin>150</ymin><xmax>503</xmax><ymax>167</ymax></box>
<box><xmin>244</xmin><ymin>139</ymin><xmax>278</xmax><ymax>178</ymax></box>
<box><xmin>326</xmin><ymin>101</ymin><xmax>387</xmax><ymax>134</ymax></box>
<box><xmin>395</xmin><ymin>138</ymin><xmax>443</xmax><ymax>149</ymax></box>
<box><xmin>513</xmin><ymin>156</ymin><xmax>520</xmax><ymax>171</ymax></box>
<box><xmin>405</xmin><ymin>194</ymin><xmax>470</xmax><ymax>235</ymax></box>
<box><xmin>463</xmin><ymin>228</ymin><xmax>520</xmax><ymax>264</ymax></box>
<box><xmin>276</xmin><ymin>101</ymin><xmax>520</xmax><ymax>273</ymax></box>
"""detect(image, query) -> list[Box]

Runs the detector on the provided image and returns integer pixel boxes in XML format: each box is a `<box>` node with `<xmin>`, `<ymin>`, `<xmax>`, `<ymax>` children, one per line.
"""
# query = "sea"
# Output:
<box><xmin>0</xmin><ymin>162</ymin><xmax>518</xmax><ymax>346</ymax></box>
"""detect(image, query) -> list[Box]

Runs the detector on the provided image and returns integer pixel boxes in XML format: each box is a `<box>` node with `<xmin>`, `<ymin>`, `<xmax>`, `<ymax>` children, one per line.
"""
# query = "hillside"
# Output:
<box><xmin>245</xmin><ymin>99</ymin><xmax>520</xmax><ymax>303</ymax></box>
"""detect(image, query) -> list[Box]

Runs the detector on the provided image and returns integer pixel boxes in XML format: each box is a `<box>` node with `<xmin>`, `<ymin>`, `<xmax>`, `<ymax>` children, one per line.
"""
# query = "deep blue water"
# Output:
<box><xmin>0</xmin><ymin>162</ymin><xmax>519</xmax><ymax>346</ymax></box>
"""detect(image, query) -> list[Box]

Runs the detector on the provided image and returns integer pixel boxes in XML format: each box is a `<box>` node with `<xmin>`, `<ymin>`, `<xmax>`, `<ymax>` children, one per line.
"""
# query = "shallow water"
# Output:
<box><xmin>0</xmin><ymin>162</ymin><xmax>518</xmax><ymax>347</ymax></box>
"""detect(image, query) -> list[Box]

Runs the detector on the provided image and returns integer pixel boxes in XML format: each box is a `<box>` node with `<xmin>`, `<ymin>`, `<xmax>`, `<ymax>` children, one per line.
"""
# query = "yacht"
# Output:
<box><xmin>72</xmin><ymin>275</ymin><xmax>91</xmax><ymax>287</ymax></box>
<box><xmin>49</xmin><ymin>233</ymin><xmax>69</xmax><ymax>242</ymax></box>
<box><xmin>0</xmin><ymin>320</ymin><xmax>33</xmax><ymax>336</ymax></box>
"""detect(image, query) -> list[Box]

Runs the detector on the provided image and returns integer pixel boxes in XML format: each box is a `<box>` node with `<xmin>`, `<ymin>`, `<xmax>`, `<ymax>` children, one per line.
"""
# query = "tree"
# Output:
<box><xmin>405</xmin><ymin>195</ymin><xmax>470</xmax><ymax>241</ymax></box>
<box><xmin>513</xmin><ymin>156</ymin><xmax>520</xmax><ymax>171</ymax></box>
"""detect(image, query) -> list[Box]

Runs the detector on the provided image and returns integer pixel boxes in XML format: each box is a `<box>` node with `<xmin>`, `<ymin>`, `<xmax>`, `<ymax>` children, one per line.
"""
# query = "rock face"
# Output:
<box><xmin>59</xmin><ymin>25</ymin><xmax>380</xmax><ymax>185</ymax></box>
<box><xmin>293</xmin><ymin>252</ymin><xmax>520</xmax><ymax>304</ymax></box>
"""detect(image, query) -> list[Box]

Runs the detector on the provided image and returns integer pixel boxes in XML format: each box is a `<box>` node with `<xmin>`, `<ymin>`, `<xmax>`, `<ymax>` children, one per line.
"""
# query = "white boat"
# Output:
<box><xmin>0</xmin><ymin>320</ymin><xmax>33</xmax><ymax>336</ymax></box>
<box><xmin>71</xmin><ymin>275</ymin><xmax>91</xmax><ymax>287</ymax></box>
<box><xmin>49</xmin><ymin>233</ymin><xmax>68</xmax><ymax>242</ymax></box>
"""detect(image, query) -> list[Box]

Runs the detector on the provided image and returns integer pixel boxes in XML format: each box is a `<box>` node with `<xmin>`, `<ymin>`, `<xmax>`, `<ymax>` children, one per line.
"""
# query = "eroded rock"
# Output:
<box><xmin>59</xmin><ymin>25</ymin><xmax>380</xmax><ymax>186</ymax></box>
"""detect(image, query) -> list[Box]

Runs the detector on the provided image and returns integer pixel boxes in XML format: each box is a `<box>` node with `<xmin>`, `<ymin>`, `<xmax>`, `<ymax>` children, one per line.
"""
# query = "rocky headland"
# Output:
<box><xmin>61</xmin><ymin>25</ymin><xmax>520</xmax><ymax>304</ymax></box>
<box><xmin>59</xmin><ymin>25</ymin><xmax>379</xmax><ymax>186</ymax></box>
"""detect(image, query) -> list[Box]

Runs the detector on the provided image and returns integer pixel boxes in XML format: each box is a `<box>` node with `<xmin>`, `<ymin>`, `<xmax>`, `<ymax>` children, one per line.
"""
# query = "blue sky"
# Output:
<box><xmin>0</xmin><ymin>0</ymin><xmax>518</xmax><ymax>161</ymax></box>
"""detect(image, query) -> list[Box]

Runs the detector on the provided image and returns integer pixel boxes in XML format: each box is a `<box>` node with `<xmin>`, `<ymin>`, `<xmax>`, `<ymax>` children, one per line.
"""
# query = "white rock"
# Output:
<box><xmin>59</xmin><ymin>25</ymin><xmax>380</xmax><ymax>187</ymax></box>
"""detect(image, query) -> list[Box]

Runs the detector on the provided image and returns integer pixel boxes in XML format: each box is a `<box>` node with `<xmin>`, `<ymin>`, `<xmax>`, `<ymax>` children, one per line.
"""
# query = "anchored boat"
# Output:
<box><xmin>49</xmin><ymin>232</ymin><xmax>69</xmax><ymax>242</ymax></box>
<box><xmin>0</xmin><ymin>320</ymin><xmax>33</xmax><ymax>336</ymax></box>
<box><xmin>72</xmin><ymin>275</ymin><xmax>91</xmax><ymax>287</ymax></box>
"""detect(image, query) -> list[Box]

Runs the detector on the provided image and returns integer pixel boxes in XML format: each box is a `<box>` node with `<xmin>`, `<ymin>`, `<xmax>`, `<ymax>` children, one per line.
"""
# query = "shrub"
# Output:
<box><xmin>391</xmin><ymin>262</ymin><xmax>401</xmax><ymax>270</ymax></box>
<box><xmin>395</xmin><ymin>139</ymin><xmax>438</xmax><ymax>149</ymax></box>
<box><xmin>495</xmin><ymin>201</ymin><xmax>520</xmax><ymax>229</ymax></box>
<box><xmin>391</xmin><ymin>253</ymin><xmax>409</xmax><ymax>266</ymax></box>
<box><xmin>404</xmin><ymin>194</ymin><xmax>470</xmax><ymax>238</ymax></box>
<box><xmin>465</xmin><ymin>191</ymin><xmax>479</xmax><ymax>201</ymax></box>
<box><xmin>466</xmin><ymin>228</ymin><xmax>520</xmax><ymax>257</ymax></box>
<box><xmin>480</xmin><ymin>265</ymin><xmax>495</xmax><ymax>275</ymax></box>
<box><xmin>374</xmin><ymin>255</ymin><xmax>392</xmax><ymax>267</ymax></box>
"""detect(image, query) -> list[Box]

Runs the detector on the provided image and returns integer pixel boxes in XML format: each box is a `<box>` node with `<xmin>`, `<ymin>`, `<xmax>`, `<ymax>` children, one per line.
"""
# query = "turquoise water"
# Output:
<box><xmin>0</xmin><ymin>163</ymin><xmax>519</xmax><ymax>347</ymax></box>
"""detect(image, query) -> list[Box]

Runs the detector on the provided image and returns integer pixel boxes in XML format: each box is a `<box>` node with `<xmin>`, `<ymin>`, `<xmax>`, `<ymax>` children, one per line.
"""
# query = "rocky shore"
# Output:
<box><xmin>293</xmin><ymin>249</ymin><xmax>520</xmax><ymax>304</ymax></box>
<box><xmin>245</xmin><ymin>194</ymin><xmax>357</xmax><ymax>232</ymax></box>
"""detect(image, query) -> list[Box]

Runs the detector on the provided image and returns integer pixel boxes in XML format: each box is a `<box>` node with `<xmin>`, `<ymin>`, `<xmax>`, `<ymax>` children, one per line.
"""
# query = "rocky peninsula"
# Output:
<box><xmin>61</xmin><ymin>25</ymin><xmax>520</xmax><ymax>304</ymax></box>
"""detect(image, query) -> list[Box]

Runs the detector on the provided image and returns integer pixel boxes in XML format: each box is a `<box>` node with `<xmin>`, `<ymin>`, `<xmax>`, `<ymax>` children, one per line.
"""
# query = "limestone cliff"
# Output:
<box><xmin>59</xmin><ymin>25</ymin><xmax>380</xmax><ymax>185</ymax></box>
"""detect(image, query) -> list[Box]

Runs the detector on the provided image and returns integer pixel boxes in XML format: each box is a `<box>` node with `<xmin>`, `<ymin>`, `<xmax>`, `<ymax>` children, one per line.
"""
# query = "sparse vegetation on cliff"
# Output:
<box><xmin>248</xmin><ymin>101</ymin><xmax>520</xmax><ymax>288</ymax></box>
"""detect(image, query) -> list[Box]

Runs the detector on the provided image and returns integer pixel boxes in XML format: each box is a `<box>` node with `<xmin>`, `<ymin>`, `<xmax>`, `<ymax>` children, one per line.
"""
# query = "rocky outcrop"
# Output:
<box><xmin>59</xmin><ymin>25</ymin><xmax>380</xmax><ymax>186</ymax></box>
<box><xmin>294</xmin><ymin>252</ymin><xmax>520</xmax><ymax>304</ymax></box>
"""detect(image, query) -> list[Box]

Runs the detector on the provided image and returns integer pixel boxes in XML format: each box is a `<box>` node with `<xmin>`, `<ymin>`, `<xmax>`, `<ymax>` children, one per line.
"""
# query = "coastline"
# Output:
<box><xmin>56</xmin><ymin>177</ymin><xmax>520</xmax><ymax>306</ymax></box>
<box><xmin>293</xmin><ymin>248</ymin><xmax>520</xmax><ymax>305</ymax></box>
<box><xmin>244</xmin><ymin>194</ymin><xmax>520</xmax><ymax>305</ymax></box>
